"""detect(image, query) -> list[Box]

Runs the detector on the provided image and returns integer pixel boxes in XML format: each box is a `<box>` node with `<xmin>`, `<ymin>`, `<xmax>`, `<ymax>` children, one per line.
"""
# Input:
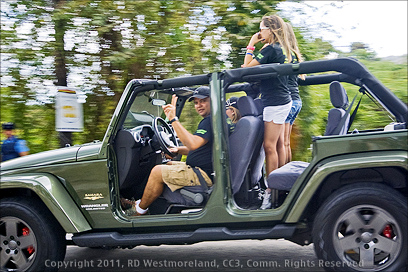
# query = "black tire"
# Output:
<box><xmin>0</xmin><ymin>197</ymin><xmax>66</xmax><ymax>272</ymax></box>
<box><xmin>312</xmin><ymin>182</ymin><xmax>407</xmax><ymax>272</ymax></box>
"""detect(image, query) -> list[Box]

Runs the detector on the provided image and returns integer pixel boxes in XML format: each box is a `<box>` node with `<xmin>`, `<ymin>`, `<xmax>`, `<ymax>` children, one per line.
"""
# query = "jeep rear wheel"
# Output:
<box><xmin>0</xmin><ymin>197</ymin><xmax>66</xmax><ymax>272</ymax></box>
<box><xmin>313</xmin><ymin>183</ymin><xmax>407</xmax><ymax>272</ymax></box>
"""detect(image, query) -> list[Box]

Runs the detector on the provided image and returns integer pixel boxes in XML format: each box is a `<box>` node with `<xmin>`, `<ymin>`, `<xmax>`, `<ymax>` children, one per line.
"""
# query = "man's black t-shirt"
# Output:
<box><xmin>255</xmin><ymin>43</ymin><xmax>290</xmax><ymax>107</ymax></box>
<box><xmin>186</xmin><ymin>116</ymin><xmax>213</xmax><ymax>178</ymax></box>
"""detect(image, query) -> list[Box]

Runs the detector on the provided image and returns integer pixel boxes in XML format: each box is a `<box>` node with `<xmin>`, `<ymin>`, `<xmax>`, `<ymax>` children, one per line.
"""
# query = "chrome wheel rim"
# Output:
<box><xmin>333</xmin><ymin>205</ymin><xmax>402</xmax><ymax>271</ymax></box>
<box><xmin>0</xmin><ymin>217</ymin><xmax>37</xmax><ymax>272</ymax></box>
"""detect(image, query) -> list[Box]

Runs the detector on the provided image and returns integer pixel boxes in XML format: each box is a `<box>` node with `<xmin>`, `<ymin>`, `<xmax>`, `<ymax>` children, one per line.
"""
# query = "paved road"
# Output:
<box><xmin>59</xmin><ymin>239</ymin><xmax>327</xmax><ymax>272</ymax></box>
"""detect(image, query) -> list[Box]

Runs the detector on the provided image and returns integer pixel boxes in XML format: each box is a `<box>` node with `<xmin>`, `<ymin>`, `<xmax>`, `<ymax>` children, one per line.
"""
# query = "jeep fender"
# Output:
<box><xmin>285</xmin><ymin>151</ymin><xmax>408</xmax><ymax>223</ymax></box>
<box><xmin>0</xmin><ymin>173</ymin><xmax>91</xmax><ymax>233</ymax></box>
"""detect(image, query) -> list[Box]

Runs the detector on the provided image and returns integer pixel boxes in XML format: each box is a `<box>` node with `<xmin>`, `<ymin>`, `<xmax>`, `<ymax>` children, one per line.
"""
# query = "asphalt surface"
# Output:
<box><xmin>58</xmin><ymin>239</ymin><xmax>327</xmax><ymax>272</ymax></box>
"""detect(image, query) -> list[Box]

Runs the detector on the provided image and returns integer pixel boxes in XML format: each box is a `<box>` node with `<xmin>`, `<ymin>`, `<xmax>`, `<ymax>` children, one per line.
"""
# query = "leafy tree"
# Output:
<box><xmin>1</xmin><ymin>0</ymin><xmax>406</xmax><ymax>161</ymax></box>
<box><xmin>1</xmin><ymin>0</ymin><xmax>60</xmax><ymax>152</ymax></box>
<box><xmin>2</xmin><ymin>0</ymin><xmax>237</xmax><ymax>146</ymax></box>
<box><xmin>344</xmin><ymin>42</ymin><xmax>378</xmax><ymax>60</ymax></box>
<box><xmin>204</xmin><ymin>0</ymin><xmax>281</xmax><ymax>69</ymax></box>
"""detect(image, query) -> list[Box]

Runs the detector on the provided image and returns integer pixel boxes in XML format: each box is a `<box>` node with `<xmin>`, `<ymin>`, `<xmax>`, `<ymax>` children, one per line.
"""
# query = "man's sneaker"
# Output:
<box><xmin>125</xmin><ymin>199</ymin><xmax>149</xmax><ymax>216</ymax></box>
<box><xmin>260</xmin><ymin>190</ymin><xmax>271</xmax><ymax>210</ymax></box>
<box><xmin>120</xmin><ymin>197</ymin><xmax>135</xmax><ymax>210</ymax></box>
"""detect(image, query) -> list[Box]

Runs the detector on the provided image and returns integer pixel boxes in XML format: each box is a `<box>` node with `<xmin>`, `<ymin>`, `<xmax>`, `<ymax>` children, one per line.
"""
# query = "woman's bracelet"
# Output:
<box><xmin>246</xmin><ymin>46</ymin><xmax>255</xmax><ymax>51</ymax></box>
<box><xmin>246</xmin><ymin>52</ymin><xmax>254</xmax><ymax>56</ymax></box>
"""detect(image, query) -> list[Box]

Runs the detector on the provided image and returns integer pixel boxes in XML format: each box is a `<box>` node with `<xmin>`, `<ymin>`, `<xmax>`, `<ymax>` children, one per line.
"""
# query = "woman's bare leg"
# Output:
<box><xmin>264</xmin><ymin>121</ymin><xmax>284</xmax><ymax>175</ymax></box>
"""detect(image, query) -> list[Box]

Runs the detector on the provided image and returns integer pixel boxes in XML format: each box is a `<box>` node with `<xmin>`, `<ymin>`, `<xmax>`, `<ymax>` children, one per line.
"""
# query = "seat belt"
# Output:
<box><xmin>179</xmin><ymin>168</ymin><xmax>212</xmax><ymax>205</ymax></box>
<box><xmin>192</xmin><ymin>167</ymin><xmax>210</xmax><ymax>193</ymax></box>
<box><xmin>347</xmin><ymin>95</ymin><xmax>363</xmax><ymax>132</ymax></box>
<box><xmin>332</xmin><ymin>92</ymin><xmax>358</xmax><ymax>135</ymax></box>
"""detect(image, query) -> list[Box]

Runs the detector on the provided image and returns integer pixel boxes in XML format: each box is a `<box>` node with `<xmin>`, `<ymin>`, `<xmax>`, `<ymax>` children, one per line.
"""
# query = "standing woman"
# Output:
<box><xmin>282</xmin><ymin>23</ymin><xmax>305</xmax><ymax>163</ymax></box>
<box><xmin>242</xmin><ymin>15</ymin><xmax>292</xmax><ymax>176</ymax></box>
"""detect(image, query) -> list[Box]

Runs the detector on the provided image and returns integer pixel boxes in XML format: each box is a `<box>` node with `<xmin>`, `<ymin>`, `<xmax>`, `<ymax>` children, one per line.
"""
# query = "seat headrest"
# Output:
<box><xmin>330</xmin><ymin>81</ymin><xmax>349</xmax><ymax>109</ymax></box>
<box><xmin>253</xmin><ymin>98</ymin><xmax>263</xmax><ymax>116</ymax></box>
<box><xmin>237</xmin><ymin>96</ymin><xmax>258</xmax><ymax>117</ymax></box>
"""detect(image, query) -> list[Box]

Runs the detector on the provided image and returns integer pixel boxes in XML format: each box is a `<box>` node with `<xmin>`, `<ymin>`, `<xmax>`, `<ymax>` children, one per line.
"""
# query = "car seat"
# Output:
<box><xmin>266</xmin><ymin>161</ymin><xmax>310</xmax><ymax>207</ymax></box>
<box><xmin>267</xmin><ymin>161</ymin><xmax>310</xmax><ymax>191</ymax></box>
<box><xmin>160</xmin><ymin>168</ymin><xmax>213</xmax><ymax>214</ymax></box>
<box><xmin>115</xmin><ymin>129</ymin><xmax>158</xmax><ymax>200</ymax></box>
<box><xmin>325</xmin><ymin>81</ymin><xmax>350</xmax><ymax>135</ymax></box>
<box><xmin>229</xmin><ymin>96</ymin><xmax>264</xmax><ymax>208</ymax></box>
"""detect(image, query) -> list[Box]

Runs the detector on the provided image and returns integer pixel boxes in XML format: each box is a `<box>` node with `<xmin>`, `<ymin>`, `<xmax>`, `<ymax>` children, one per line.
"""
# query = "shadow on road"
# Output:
<box><xmin>59</xmin><ymin>239</ymin><xmax>326</xmax><ymax>271</ymax></box>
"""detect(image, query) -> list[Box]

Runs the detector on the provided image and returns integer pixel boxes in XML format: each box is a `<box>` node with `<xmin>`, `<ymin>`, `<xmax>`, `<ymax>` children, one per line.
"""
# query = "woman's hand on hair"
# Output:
<box><xmin>249</xmin><ymin>32</ymin><xmax>263</xmax><ymax>47</ymax></box>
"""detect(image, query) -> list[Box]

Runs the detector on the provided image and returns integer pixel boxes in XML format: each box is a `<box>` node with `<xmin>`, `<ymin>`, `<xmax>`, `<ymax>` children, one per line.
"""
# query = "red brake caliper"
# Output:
<box><xmin>22</xmin><ymin>227</ymin><xmax>35</xmax><ymax>255</ymax></box>
<box><xmin>382</xmin><ymin>224</ymin><xmax>393</xmax><ymax>239</ymax></box>
<box><xmin>22</xmin><ymin>227</ymin><xmax>30</xmax><ymax>236</ymax></box>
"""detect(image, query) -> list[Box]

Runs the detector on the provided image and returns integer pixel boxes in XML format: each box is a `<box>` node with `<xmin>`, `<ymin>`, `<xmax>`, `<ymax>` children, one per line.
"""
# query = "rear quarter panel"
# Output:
<box><xmin>284</xmin><ymin>130</ymin><xmax>408</xmax><ymax>223</ymax></box>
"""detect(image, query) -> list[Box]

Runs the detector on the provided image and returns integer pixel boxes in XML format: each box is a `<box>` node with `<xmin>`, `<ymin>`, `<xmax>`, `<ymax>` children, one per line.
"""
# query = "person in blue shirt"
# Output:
<box><xmin>1</xmin><ymin>122</ymin><xmax>29</xmax><ymax>162</ymax></box>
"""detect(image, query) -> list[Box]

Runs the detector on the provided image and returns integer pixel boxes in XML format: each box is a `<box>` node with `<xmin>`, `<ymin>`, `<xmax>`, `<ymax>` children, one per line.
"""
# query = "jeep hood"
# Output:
<box><xmin>0</xmin><ymin>142</ymin><xmax>102</xmax><ymax>172</ymax></box>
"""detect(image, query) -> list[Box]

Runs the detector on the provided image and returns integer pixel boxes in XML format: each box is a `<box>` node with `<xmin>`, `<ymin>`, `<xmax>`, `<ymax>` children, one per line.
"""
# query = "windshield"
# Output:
<box><xmin>123</xmin><ymin>90</ymin><xmax>172</xmax><ymax>129</ymax></box>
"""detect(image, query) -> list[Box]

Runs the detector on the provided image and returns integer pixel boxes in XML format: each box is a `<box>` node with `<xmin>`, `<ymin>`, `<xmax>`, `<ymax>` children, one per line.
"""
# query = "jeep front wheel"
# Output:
<box><xmin>313</xmin><ymin>182</ymin><xmax>407</xmax><ymax>272</ymax></box>
<box><xmin>0</xmin><ymin>197</ymin><xmax>66</xmax><ymax>272</ymax></box>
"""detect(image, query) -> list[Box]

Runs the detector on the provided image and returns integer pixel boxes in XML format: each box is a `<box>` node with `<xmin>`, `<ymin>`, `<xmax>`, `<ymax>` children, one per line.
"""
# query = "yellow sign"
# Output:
<box><xmin>55</xmin><ymin>87</ymin><xmax>83</xmax><ymax>132</ymax></box>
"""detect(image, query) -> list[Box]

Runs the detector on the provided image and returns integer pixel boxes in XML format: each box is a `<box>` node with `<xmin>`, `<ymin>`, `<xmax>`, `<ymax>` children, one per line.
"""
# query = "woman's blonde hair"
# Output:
<box><xmin>262</xmin><ymin>15</ymin><xmax>292</xmax><ymax>63</ymax></box>
<box><xmin>286</xmin><ymin>22</ymin><xmax>306</xmax><ymax>80</ymax></box>
<box><xmin>286</xmin><ymin>22</ymin><xmax>303</xmax><ymax>63</ymax></box>
<box><xmin>228</xmin><ymin>107</ymin><xmax>242</xmax><ymax>123</ymax></box>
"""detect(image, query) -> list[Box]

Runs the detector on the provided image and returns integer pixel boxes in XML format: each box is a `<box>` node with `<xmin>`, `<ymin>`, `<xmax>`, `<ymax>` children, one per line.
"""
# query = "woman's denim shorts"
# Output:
<box><xmin>285</xmin><ymin>99</ymin><xmax>302</xmax><ymax>125</ymax></box>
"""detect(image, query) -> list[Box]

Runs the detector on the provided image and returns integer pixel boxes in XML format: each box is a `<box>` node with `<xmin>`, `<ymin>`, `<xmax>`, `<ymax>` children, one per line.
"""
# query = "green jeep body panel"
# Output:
<box><xmin>285</xmin><ymin>130</ymin><xmax>408</xmax><ymax>222</ymax></box>
<box><xmin>0</xmin><ymin>173</ymin><xmax>91</xmax><ymax>233</ymax></box>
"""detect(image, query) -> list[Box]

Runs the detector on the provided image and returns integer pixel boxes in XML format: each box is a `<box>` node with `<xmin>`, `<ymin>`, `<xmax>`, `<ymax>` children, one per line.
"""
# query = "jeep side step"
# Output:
<box><xmin>72</xmin><ymin>224</ymin><xmax>296</xmax><ymax>248</ymax></box>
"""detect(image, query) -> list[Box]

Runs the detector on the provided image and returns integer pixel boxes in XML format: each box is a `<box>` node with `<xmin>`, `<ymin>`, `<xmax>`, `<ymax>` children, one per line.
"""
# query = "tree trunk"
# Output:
<box><xmin>53</xmin><ymin>0</ymin><xmax>72</xmax><ymax>147</ymax></box>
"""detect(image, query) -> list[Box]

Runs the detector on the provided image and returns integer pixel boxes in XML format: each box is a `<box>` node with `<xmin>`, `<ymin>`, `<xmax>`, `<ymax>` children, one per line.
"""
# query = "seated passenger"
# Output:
<box><xmin>226</xmin><ymin>97</ymin><xmax>242</xmax><ymax>134</ymax></box>
<box><xmin>127</xmin><ymin>86</ymin><xmax>213</xmax><ymax>216</ymax></box>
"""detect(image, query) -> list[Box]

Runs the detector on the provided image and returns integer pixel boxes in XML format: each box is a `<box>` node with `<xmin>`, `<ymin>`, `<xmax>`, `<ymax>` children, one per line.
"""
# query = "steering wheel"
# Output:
<box><xmin>152</xmin><ymin>117</ymin><xmax>179</xmax><ymax>157</ymax></box>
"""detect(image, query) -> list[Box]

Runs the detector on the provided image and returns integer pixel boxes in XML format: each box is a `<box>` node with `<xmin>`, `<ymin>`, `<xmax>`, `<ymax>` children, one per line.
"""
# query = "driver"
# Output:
<box><xmin>128</xmin><ymin>86</ymin><xmax>213</xmax><ymax>216</ymax></box>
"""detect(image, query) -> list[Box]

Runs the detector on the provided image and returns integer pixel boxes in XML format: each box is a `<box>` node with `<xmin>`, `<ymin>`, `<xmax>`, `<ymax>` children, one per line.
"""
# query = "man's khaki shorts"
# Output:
<box><xmin>161</xmin><ymin>161</ymin><xmax>212</xmax><ymax>192</ymax></box>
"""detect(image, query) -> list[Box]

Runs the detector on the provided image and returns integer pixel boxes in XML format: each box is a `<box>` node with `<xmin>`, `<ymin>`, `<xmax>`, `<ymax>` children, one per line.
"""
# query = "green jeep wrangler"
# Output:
<box><xmin>1</xmin><ymin>58</ymin><xmax>407</xmax><ymax>272</ymax></box>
